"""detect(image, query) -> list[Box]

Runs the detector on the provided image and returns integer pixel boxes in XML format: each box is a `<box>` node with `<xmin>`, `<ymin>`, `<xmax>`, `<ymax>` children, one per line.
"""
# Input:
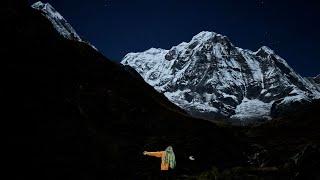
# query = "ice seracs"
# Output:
<box><xmin>122</xmin><ymin>31</ymin><xmax>320</xmax><ymax>124</ymax></box>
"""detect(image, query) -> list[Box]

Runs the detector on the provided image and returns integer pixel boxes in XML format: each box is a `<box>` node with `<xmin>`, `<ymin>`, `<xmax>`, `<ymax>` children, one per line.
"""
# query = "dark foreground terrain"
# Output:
<box><xmin>3</xmin><ymin>1</ymin><xmax>320</xmax><ymax>179</ymax></box>
<box><xmin>192</xmin><ymin>100</ymin><xmax>320</xmax><ymax>179</ymax></box>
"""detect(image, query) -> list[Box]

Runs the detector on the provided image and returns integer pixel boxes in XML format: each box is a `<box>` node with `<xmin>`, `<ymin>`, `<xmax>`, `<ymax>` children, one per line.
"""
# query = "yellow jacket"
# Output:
<box><xmin>145</xmin><ymin>151</ymin><xmax>169</xmax><ymax>171</ymax></box>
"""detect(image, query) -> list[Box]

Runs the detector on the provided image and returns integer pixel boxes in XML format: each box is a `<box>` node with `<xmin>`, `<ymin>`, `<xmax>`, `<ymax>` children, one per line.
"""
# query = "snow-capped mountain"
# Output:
<box><xmin>31</xmin><ymin>1</ymin><xmax>97</xmax><ymax>50</ymax></box>
<box><xmin>122</xmin><ymin>31</ymin><xmax>320</xmax><ymax>124</ymax></box>
<box><xmin>32</xmin><ymin>1</ymin><xmax>82</xmax><ymax>41</ymax></box>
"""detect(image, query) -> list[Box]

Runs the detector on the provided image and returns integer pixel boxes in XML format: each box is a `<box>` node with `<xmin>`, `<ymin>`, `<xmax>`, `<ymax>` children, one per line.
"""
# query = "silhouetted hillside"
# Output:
<box><xmin>3</xmin><ymin>1</ymin><xmax>320</xmax><ymax>180</ymax></box>
<box><xmin>3</xmin><ymin>1</ymin><xmax>245</xmax><ymax>179</ymax></box>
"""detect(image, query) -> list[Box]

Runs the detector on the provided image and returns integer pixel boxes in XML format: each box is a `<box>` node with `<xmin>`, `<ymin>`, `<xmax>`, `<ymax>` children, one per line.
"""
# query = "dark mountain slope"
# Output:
<box><xmin>191</xmin><ymin>100</ymin><xmax>320</xmax><ymax>179</ymax></box>
<box><xmin>3</xmin><ymin>1</ymin><xmax>245</xmax><ymax>179</ymax></box>
<box><xmin>239</xmin><ymin>99</ymin><xmax>320</xmax><ymax>179</ymax></box>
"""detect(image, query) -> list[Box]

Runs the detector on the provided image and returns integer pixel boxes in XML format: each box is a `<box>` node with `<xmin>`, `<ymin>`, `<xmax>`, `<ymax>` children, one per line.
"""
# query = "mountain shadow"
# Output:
<box><xmin>3</xmin><ymin>1</ymin><xmax>245</xmax><ymax>179</ymax></box>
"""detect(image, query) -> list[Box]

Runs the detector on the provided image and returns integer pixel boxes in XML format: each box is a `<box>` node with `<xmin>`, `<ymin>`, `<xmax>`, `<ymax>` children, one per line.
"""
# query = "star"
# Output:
<box><xmin>264</xmin><ymin>32</ymin><xmax>270</xmax><ymax>39</ymax></box>
<box><xmin>104</xmin><ymin>0</ymin><xmax>109</xmax><ymax>7</ymax></box>
<box><xmin>258</xmin><ymin>0</ymin><xmax>265</xmax><ymax>8</ymax></box>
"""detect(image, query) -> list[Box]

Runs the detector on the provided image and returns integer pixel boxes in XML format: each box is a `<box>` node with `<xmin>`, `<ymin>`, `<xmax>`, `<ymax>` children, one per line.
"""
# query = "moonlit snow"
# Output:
<box><xmin>122</xmin><ymin>31</ymin><xmax>320</xmax><ymax>123</ymax></box>
<box><xmin>31</xmin><ymin>1</ymin><xmax>97</xmax><ymax>50</ymax></box>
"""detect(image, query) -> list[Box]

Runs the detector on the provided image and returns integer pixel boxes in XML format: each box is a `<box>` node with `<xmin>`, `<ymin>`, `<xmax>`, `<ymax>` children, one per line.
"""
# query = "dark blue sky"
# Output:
<box><xmin>29</xmin><ymin>0</ymin><xmax>319</xmax><ymax>76</ymax></box>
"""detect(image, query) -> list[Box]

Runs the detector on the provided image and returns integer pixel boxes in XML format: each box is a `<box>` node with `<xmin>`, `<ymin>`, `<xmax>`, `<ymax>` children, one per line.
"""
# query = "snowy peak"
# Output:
<box><xmin>257</xmin><ymin>46</ymin><xmax>274</xmax><ymax>54</ymax></box>
<box><xmin>31</xmin><ymin>1</ymin><xmax>81</xmax><ymax>41</ymax></box>
<box><xmin>191</xmin><ymin>31</ymin><xmax>217</xmax><ymax>42</ymax></box>
<box><xmin>255</xmin><ymin>46</ymin><xmax>274</xmax><ymax>57</ymax></box>
<box><xmin>32</xmin><ymin>1</ymin><xmax>64</xmax><ymax>20</ymax></box>
<box><xmin>31</xmin><ymin>2</ymin><xmax>98</xmax><ymax>50</ymax></box>
<box><xmin>191</xmin><ymin>31</ymin><xmax>231</xmax><ymax>44</ymax></box>
<box><xmin>122</xmin><ymin>31</ymin><xmax>320</xmax><ymax>124</ymax></box>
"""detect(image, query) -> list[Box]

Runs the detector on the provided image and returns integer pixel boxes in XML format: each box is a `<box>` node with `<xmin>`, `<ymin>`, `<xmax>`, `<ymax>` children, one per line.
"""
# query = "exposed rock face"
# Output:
<box><xmin>122</xmin><ymin>31</ymin><xmax>320</xmax><ymax>124</ymax></box>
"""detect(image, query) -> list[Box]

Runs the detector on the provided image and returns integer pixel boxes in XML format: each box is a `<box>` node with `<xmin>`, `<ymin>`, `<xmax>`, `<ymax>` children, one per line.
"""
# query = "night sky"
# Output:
<box><xmin>29</xmin><ymin>0</ymin><xmax>319</xmax><ymax>77</ymax></box>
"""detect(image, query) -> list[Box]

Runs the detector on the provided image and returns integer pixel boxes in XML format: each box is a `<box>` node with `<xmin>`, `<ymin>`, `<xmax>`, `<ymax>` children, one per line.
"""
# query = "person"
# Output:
<box><xmin>143</xmin><ymin>146</ymin><xmax>176</xmax><ymax>171</ymax></box>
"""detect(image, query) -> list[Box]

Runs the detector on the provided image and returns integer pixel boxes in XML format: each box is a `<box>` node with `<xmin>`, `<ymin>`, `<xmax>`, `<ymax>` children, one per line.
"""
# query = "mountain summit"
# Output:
<box><xmin>122</xmin><ymin>31</ymin><xmax>320</xmax><ymax>124</ymax></box>
<box><xmin>31</xmin><ymin>1</ymin><xmax>97</xmax><ymax>49</ymax></box>
<box><xmin>32</xmin><ymin>1</ymin><xmax>82</xmax><ymax>41</ymax></box>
